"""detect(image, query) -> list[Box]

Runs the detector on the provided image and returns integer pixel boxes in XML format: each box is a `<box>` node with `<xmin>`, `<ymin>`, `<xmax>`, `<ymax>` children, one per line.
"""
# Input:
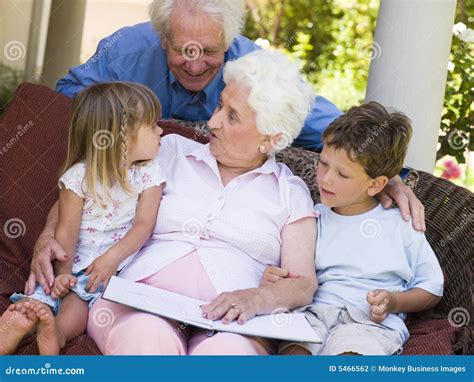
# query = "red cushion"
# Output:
<box><xmin>0</xmin><ymin>83</ymin><xmax>204</xmax><ymax>355</ymax></box>
<box><xmin>402</xmin><ymin>318</ymin><xmax>455</xmax><ymax>355</ymax></box>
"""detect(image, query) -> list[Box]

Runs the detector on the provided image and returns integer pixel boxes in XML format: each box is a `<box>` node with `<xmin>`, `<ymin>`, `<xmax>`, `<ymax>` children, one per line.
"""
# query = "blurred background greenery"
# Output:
<box><xmin>242</xmin><ymin>0</ymin><xmax>472</xmax><ymax>189</ymax></box>
<box><xmin>0</xmin><ymin>0</ymin><xmax>472</xmax><ymax>189</ymax></box>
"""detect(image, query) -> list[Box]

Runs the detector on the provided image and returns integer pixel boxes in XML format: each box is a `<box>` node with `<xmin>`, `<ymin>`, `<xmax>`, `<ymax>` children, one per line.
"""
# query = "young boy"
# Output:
<box><xmin>261</xmin><ymin>101</ymin><xmax>444</xmax><ymax>355</ymax></box>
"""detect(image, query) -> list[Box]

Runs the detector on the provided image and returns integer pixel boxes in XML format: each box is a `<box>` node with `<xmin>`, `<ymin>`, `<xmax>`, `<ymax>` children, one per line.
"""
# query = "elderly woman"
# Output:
<box><xmin>87</xmin><ymin>50</ymin><xmax>317</xmax><ymax>355</ymax></box>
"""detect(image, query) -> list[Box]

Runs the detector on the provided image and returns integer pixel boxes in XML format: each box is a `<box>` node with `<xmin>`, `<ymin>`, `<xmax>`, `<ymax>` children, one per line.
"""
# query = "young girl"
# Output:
<box><xmin>3</xmin><ymin>82</ymin><xmax>165</xmax><ymax>355</ymax></box>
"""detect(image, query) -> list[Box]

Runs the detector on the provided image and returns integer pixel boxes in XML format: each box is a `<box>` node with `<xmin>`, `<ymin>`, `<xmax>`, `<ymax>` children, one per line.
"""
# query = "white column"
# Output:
<box><xmin>41</xmin><ymin>0</ymin><xmax>86</xmax><ymax>89</ymax></box>
<box><xmin>25</xmin><ymin>0</ymin><xmax>52</xmax><ymax>81</ymax></box>
<box><xmin>365</xmin><ymin>0</ymin><xmax>456</xmax><ymax>172</ymax></box>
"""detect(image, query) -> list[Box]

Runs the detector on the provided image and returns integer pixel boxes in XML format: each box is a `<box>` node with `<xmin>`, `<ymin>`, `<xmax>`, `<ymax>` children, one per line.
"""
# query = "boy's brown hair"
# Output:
<box><xmin>322</xmin><ymin>101</ymin><xmax>412</xmax><ymax>179</ymax></box>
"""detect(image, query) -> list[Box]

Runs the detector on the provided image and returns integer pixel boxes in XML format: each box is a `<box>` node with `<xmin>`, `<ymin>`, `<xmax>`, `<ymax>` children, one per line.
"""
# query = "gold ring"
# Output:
<box><xmin>230</xmin><ymin>303</ymin><xmax>240</xmax><ymax>314</ymax></box>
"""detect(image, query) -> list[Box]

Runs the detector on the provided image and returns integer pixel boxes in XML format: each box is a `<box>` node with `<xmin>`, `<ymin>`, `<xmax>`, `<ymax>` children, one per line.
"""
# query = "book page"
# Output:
<box><xmin>103</xmin><ymin>276</ymin><xmax>321</xmax><ymax>343</ymax></box>
<box><xmin>103</xmin><ymin>276</ymin><xmax>211</xmax><ymax>328</ymax></box>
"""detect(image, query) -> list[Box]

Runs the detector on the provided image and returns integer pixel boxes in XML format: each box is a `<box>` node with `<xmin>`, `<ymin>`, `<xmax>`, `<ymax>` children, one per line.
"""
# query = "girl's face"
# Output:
<box><xmin>127</xmin><ymin>122</ymin><xmax>163</xmax><ymax>164</ymax></box>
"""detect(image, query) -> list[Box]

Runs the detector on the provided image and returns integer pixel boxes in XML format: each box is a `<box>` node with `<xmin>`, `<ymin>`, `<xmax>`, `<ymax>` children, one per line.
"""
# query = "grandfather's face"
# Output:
<box><xmin>163</xmin><ymin>8</ymin><xmax>226</xmax><ymax>92</ymax></box>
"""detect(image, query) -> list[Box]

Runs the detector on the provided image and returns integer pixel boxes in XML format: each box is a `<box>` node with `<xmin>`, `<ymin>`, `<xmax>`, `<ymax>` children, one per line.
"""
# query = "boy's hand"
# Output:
<box><xmin>259</xmin><ymin>266</ymin><xmax>299</xmax><ymax>287</ymax></box>
<box><xmin>367</xmin><ymin>289</ymin><xmax>396</xmax><ymax>323</ymax></box>
<box><xmin>85</xmin><ymin>252</ymin><xmax>119</xmax><ymax>293</ymax></box>
<box><xmin>51</xmin><ymin>274</ymin><xmax>77</xmax><ymax>299</ymax></box>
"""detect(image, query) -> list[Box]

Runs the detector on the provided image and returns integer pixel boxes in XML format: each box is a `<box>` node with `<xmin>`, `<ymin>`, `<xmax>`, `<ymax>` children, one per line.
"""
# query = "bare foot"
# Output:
<box><xmin>12</xmin><ymin>298</ymin><xmax>34</xmax><ymax>313</ymax></box>
<box><xmin>0</xmin><ymin>304</ymin><xmax>38</xmax><ymax>354</ymax></box>
<box><xmin>28</xmin><ymin>301</ymin><xmax>60</xmax><ymax>355</ymax></box>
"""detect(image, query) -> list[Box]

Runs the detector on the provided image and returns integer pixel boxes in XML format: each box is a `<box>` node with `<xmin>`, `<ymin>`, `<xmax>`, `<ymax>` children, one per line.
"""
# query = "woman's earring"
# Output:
<box><xmin>258</xmin><ymin>144</ymin><xmax>266</xmax><ymax>154</ymax></box>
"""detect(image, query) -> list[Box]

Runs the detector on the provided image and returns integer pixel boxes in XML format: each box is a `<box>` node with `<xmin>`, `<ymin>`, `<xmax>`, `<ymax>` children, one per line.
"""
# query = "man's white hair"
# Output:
<box><xmin>149</xmin><ymin>0</ymin><xmax>246</xmax><ymax>48</ymax></box>
<box><xmin>224</xmin><ymin>50</ymin><xmax>315</xmax><ymax>155</ymax></box>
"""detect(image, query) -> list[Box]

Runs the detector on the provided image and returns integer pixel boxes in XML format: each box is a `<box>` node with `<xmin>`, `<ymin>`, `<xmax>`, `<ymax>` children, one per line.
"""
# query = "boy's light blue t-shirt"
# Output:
<box><xmin>313</xmin><ymin>203</ymin><xmax>444</xmax><ymax>342</ymax></box>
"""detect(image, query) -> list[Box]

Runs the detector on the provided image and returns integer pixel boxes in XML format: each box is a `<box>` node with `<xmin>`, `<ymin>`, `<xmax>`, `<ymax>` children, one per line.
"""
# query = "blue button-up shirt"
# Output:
<box><xmin>57</xmin><ymin>22</ymin><xmax>341</xmax><ymax>150</ymax></box>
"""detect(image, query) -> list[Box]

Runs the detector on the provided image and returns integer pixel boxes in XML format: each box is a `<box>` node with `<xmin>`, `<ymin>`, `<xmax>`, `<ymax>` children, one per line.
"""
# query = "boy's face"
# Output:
<box><xmin>317</xmin><ymin>145</ymin><xmax>375</xmax><ymax>211</ymax></box>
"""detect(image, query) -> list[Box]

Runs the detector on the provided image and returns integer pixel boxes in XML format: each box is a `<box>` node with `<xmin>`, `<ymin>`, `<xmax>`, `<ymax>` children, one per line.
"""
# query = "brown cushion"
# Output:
<box><xmin>0</xmin><ymin>83</ymin><xmax>207</xmax><ymax>355</ymax></box>
<box><xmin>402</xmin><ymin>318</ymin><xmax>455</xmax><ymax>355</ymax></box>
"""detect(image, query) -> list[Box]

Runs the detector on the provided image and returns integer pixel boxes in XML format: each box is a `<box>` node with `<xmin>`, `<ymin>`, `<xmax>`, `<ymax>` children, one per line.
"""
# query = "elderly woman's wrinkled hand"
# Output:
<box><xmin>200</xmin><ymin>289</ymin><xmax>263</xmax><ymax>325</ymax></box>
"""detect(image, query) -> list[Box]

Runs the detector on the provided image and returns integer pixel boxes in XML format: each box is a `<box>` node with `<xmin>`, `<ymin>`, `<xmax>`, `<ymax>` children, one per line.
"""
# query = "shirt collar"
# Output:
<box><xmin>187</xmin><ymin>143</ymin><xmax>279</xmax><ymax>177</ymax></box>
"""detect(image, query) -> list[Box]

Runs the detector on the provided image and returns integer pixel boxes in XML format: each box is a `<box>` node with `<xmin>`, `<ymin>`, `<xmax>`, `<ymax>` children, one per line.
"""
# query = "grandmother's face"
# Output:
<box><xmin>208</xmin><ymin>81</ymin><xmax>267</xmax><ymax>168</ymax></box>
<box><xmin>163</xmin><ymin>7</ymin><xmax>226</xmax><ymax>92</ymax></box>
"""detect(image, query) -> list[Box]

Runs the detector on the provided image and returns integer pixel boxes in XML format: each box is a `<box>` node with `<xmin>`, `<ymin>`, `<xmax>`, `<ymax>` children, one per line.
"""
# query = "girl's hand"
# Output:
<box><xmin>200</xmin><ymin>289</ymin><xmax>263</xmax><ymax>325</ymax></box>
<box><xmin>259</xmin><ymin>266</ymin><xmax>299</xmax><ymax>287</ymax></box>
<box><xmin>85</xmin><ymin>252</ymin><xmax>119</xmax><ymax>293</ymax></box>
<box><xmin>51</xmin><ymin>274</ymin><xmax>77</xmax><ymax>299</ymax></box>
<box><xmin>367</xmin><ymin>289</ymin><xmax>395</xmax><ymax>323</ymax></box>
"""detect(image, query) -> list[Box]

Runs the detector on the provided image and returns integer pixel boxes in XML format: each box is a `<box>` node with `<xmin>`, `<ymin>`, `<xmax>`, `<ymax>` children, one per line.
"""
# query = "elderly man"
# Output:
<box><xmin>27</xmin><ymin>0</ymin><xmax>425</xmax><ymax>298</ymax></box>
<box><xmin>57</xmin><ymin>0</ymin><xmax>339</xmax><ymax>150</ymax></box>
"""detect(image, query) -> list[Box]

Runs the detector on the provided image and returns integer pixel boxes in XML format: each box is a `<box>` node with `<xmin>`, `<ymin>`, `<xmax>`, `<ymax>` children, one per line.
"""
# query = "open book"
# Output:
<box><xmin>103</xmin><ymin>276</ymin><xmax>321</xmax><ymax>343</ymax></box>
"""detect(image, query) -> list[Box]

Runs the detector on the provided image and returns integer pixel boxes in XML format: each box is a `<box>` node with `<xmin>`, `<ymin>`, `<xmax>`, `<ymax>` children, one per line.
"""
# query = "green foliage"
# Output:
<box><xmin>243</xmin><ymin>0</ymin><xmax>472</xmax><ymax>166</ymax></box>
<box><xmin>243</xmin><ymin>0</ymin><xmax>378</xmax><ymax>111</ymax></box>
<box><xmin>0</xmin><ymin>62</ymin><xmax>25</xmax><ymax>116</ymax></box>
<box><xmin>438</xmin><ymin>29</ymin><xmax>473</xmax><ymax>164</ymax></box>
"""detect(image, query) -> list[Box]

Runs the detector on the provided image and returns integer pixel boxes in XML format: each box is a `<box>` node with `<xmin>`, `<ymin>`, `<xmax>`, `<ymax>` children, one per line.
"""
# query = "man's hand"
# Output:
<box><xmin>378</xmin><ymin>175</ymin><xmax>426</xmax><ymax>232</ymax></box>
<box><xmin>25</xmin><ymin>234</ymin><xmax>68</xmax><ymax>295</ymax></box>
<box><xmin>85</xmin><ymin>252</ymin><xmax>120</xmax><ymax>293</ymax></box>
<box><xmin>51</xmin><ymin>274</ymin><xmax>77</xmax><ymax>299</ymax></box>
<box><xmin>259</xmin><ymin>266</ymin><xmax>299</xmax><ymax>287</ymax></box>
<box><xmin>367</xmin><ymin>289</ymin><xmax>396</xmax><ymax>323</ymax></box>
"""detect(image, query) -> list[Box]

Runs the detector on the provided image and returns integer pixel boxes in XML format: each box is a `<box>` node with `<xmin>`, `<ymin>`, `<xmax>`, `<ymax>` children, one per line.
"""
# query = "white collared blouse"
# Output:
<box><xmin>119</xmin><ymin>134</ymin><xmax>316</xmax><ymax>293</ymax></box>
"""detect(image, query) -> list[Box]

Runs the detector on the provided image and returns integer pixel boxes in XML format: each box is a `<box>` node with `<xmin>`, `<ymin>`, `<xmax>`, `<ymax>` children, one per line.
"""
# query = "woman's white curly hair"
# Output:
<box><xmin>224</xmin><ymin>50</ymin><xmax>315</xmax><ymax>155</ymax></box>
<box><xmin>149</xmin><ymin>0</ymin><xmax>246</xmax><ymax>48</ymax></box>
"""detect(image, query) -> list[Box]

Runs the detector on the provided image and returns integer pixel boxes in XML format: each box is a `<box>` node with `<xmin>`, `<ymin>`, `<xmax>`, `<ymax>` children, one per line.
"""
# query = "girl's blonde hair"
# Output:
<box><xmin>62</xmin><ymin>81</ymin><xmax>162</xmax><ymax>206</ymax></box>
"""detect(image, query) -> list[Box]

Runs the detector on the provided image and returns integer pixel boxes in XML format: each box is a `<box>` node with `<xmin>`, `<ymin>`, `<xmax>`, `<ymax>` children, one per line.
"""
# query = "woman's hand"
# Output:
<box><xmin>259</xmin><ymin>266</ymin><xmax>299</xmax><ymax>287</ymax></box>
<box><xmin>51</xmin><ymin>274</ymin><xmax>77</xmax><ymax>299</ymax></box>
<box><xmin>200</xmin><ymin>289</ymin><xmax>263</xmax><ymax>325</ymax></box>
<box><xmin>377</xmin><ymin>175</ymin><xmax>426</xmax><ymax>231</ymax></box>
<box><xmin>85</xmin><ymin>252</ymin><xmax>120</xmax><ymax>293</ymax></box>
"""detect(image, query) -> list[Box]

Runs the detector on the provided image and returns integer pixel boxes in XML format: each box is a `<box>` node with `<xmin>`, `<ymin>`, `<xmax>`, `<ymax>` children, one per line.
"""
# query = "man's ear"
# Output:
<box><xmin>367</xmin><ymin>175</ymin><xmax>389</xmax><ymax>197</ymax></box>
